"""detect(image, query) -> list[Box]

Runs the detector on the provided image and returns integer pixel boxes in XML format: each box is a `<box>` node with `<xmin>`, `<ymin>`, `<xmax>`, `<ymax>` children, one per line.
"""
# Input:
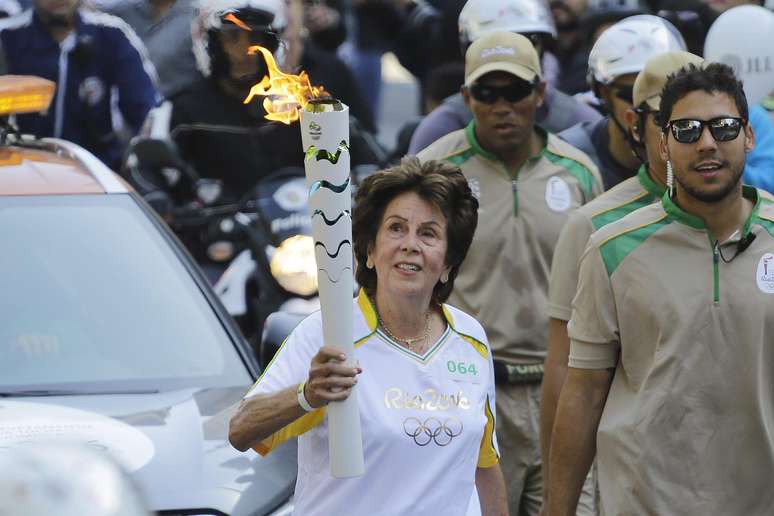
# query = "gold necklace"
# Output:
<box><xmin>378</xmin><ymin>310</ymin><xmax>431</xmax><ymax>352</ymax></box>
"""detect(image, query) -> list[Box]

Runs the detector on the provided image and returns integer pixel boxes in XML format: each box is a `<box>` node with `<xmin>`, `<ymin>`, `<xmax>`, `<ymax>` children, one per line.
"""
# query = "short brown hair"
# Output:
<box><xmin>352</xmin><ymin>157</ymin><xmax>478</xmax><ymax>303</ymax></box>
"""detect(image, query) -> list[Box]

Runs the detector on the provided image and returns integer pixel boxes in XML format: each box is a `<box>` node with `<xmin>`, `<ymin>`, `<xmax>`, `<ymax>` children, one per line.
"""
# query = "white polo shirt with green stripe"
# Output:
<box><xmin>548</xmin><ymin>165</ymin><xmax>665</xmax><ymax>321</ymax></box>
<box><xmin>245</xmin><ymin>290</ymin><xmax>499</xmax><ymax>516</ymax></box>
<box><xmin>568</xmin><ymin>187</ymin><xmax>774</xmax><ymax>515</ymax></box>
<box><xmin>418</xmin><ymin>121</ymin><xmax>602</xmax><ymax>365</ymax></box>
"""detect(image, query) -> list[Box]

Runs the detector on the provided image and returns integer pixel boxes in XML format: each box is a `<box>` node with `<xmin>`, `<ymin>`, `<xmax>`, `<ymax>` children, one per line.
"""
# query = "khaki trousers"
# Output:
<box><xmin>495</xmin><ymin>382</ymin><xmax>596</xmax><ymax>516</ymax></box>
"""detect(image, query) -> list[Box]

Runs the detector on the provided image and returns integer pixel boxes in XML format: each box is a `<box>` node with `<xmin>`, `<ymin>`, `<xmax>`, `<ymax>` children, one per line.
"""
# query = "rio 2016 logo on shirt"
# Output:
<box><xmin>757</xmin><ymin>253</ymin><xmax>774</xmax><ymax>294</ymax></box>
<box><xmin>545</xmin><ymin>176</ymin><xmax>571</xmax><ymax>212</ymax></box>
<box><xmin>384</xmin><ymin>387</ymin><xmax>471</xmax><ymax>411</ymax></box>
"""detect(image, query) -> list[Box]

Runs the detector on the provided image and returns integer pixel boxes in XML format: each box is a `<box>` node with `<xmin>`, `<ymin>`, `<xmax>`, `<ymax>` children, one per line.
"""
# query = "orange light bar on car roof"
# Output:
<box><xmin>0</xmin><ymin>75</ymin><xmax>55</xmax><ymax>116</ymax></box>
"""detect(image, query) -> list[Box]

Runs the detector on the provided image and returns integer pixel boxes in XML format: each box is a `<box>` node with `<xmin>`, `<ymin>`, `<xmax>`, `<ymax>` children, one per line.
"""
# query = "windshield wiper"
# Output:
<box><xmin>0</xmin><ymin>388</ymin><xmax>160</xmax><ymax>397</ymax></box>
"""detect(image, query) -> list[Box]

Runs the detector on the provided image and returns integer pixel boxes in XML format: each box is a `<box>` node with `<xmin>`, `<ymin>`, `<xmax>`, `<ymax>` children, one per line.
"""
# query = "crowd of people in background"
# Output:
<box><xmin>4</xmin><ymin>1</ymin><xmax>774</xmax><ymax>515</ymax></box>
<box><xmin>4</xmin><ymin>0</ymin><xmax>774</xmax><ymax>194</ymax></box>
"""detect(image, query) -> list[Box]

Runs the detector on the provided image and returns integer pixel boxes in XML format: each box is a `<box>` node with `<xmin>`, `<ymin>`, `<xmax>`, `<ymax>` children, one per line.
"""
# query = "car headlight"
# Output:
<box><xmin>269</xmin><ymin>235</ymin><xmax>318</xmax><ymax>296</ymax></box>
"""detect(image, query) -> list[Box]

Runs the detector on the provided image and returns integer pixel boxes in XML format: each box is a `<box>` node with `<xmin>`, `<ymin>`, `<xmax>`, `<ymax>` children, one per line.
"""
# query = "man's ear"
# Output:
<box><xmin>461</xmin><ymin>85</ymin><xmax>471</xmax><ymax>108</ymax></box>
<box><xmin>535</xmin><ymin>80</ymin><xmax>547</xmax><ymax>108</ymax></box>
<box><xmin>744</xmin><ymin>122</ymin><xmax>755</xmax><ymax>153</ymax></box>
<box><xmin>659</xmin><ymin>131</ymin><xmax>669</xmax><ymax>163</ymax></box>
<box><xmin>625</xmin><ymin>108</ymin><xmax>641</xmax><ymax>143</ymax></box>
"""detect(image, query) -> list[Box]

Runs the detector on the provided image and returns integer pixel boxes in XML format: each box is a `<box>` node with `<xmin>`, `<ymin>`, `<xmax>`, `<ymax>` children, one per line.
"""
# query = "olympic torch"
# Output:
<box><xmin>300</xmin><ymin>99</ymin><xmax>364</xmax><ymax>478</ymax></box>
<box><xmin>244</xmin><ymin>40</ymin><xmax>364</xmax><ymax>478</ymax></box>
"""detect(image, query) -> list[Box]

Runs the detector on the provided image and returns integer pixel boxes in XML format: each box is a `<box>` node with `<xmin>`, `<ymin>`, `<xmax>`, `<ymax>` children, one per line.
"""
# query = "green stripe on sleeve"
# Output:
<box><xmin>543</xmin><ymin>151</ymin><xmax>597</xmax><ymax>199</ymax></box>
<box><xmin>756</xmin><ymin>216</ymin><xmax>774</xmax><ymax>239</ymax></box>
<box><xmin>445</xmin><ymin>148</ymin><xmax>476</xmax><ymax>166</ymax></box>
<box><xmin>598</xmin><ymin>215</ymin><xmax>670</xmax><ymax>276</ymax></box>
<box><xmin>591</xmin><ymin>193</ymin><xmax>655</xmax><ymax>230</ymax></box>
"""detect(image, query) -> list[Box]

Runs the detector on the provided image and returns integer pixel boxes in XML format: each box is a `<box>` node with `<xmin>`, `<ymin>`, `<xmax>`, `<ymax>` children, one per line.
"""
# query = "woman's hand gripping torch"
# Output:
<box><xmin>300</xmin><ymin>99</ymin><xmax>364</xmax><ymax>478</ymax></box>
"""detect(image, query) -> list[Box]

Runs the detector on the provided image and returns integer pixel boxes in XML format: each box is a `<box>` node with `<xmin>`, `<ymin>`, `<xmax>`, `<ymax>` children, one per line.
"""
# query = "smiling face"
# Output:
<box><xmin>660</xmin><ymin>90</ymin><xmax>754</xmax><ymax>204</ymax></box>
<box><xmin>463</xmin><ymin>71</ymin><xmax>545</xmax><ymax>158</ymax></box>
<box><xmin>368</xmin><ymin>191</ymin><xmax>450</xmax><ymax>306</ymax></box>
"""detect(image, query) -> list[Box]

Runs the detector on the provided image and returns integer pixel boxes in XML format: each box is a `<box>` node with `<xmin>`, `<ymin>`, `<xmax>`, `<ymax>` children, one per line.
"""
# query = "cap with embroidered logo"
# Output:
<box><xmin>633</xmin><ymin>51</ymin><xmax>704</xmax><ymax>110</ymax></box>
<box><xmin>464</xmin><ymin>31</ymin><xmax>542</xmax><ymax>86</ymax></box>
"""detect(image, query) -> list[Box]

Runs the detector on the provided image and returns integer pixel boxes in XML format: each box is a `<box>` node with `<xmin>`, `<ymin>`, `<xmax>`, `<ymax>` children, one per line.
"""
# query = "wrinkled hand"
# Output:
<box><xmin>305</xmin><ymin>346</ymin><xmax>362</xmax><ymax>408</ymax></box>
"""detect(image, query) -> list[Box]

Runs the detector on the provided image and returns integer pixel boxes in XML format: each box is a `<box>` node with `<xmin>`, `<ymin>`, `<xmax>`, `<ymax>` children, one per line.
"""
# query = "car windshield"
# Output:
<box><xmin>0</xmin><ymin>194</ymin><xmax>251</xmax><ymax>391</ymax></box>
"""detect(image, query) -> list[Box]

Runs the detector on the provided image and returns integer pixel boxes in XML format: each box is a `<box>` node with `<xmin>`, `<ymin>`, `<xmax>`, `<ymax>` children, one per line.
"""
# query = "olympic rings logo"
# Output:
<box><xmin>403</xmin><ymin>417</ymin><xmax>463</xmax><ymax>447</ymax></box>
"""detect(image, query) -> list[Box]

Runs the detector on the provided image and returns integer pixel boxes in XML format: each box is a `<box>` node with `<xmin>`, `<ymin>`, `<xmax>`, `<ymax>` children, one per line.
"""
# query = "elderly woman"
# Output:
<box><xmin>229</xmin><ymin>157</ymin><xmax>507</xmax><ymax>516</ymax></box>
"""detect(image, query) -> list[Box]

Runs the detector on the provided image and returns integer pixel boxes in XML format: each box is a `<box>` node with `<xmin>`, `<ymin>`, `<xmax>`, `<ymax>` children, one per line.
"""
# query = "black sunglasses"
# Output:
<box><xmin>667</xmin><ymin>117</ymin><xmax>745</xmax><ymax>144</ymax></box>
<box><xmin>612</xmin><ymin>85</ymin><xmax>634</xmax><ymax>104</ymax></box>
<box><xmin>469</xmin><ymin>80</ymin><xmax>536</xmax><ymax>104</ymax></box>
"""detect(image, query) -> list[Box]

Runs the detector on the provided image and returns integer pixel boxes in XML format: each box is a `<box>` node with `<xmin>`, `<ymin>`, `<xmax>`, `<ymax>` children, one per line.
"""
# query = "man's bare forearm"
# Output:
<box><xmin>546</xmin><ymin>367</ymin><xmax>612</xmax><ymax>516</ymax></box>
<box><xmin>539</xmin><ymin>317</ymin><xmax>571</xmax><ymax>501</ymax></box>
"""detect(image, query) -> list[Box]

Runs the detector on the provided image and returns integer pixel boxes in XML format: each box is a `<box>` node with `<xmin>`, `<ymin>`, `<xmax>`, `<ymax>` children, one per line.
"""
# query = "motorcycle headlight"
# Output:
<box><xmin>269</xmin><ymin>235</ymin><xmax>318</xmax><ymax>296</ymax></box>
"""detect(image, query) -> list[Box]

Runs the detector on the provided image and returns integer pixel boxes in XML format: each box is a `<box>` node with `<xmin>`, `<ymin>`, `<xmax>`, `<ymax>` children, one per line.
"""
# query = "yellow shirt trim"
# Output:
<box><xmin>253</xmin><ymin>407</ymin><xmax>326</xmax><ymax>456</ymax></box>
<box><xmin>477</xmin><ymin>395</ymin><xmax>499</xmax><ymax>468</ymax></box>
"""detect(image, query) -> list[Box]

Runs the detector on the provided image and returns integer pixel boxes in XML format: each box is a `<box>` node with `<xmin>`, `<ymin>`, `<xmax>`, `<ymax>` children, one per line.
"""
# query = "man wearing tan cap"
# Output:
<box><xmin>418</xmin><ymin>30</ymin><xmax>602</xmax><ymax>515</ymax></box>
<box><xmin>547</xmin><ymin>61</ymin><xmax>774</xmax><ymax>515</ymax></box>
<box><xmin>539</xmin><ymin>50</ymin><xmax>702</xmax><ymax>514</ymax></box>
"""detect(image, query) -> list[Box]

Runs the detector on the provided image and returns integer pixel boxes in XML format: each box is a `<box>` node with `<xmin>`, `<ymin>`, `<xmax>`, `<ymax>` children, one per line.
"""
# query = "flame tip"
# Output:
<box><xmin>243</xmin><ymin>44</ymin><xmax>327</xmax><ymax>124</ymax></box>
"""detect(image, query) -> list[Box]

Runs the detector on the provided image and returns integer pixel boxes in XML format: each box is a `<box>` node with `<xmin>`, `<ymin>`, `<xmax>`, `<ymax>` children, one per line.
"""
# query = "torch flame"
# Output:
<box><xmin>243</xmin><ymin>45</ymin><xmax>327</xmax><ymax>124</ymax></box>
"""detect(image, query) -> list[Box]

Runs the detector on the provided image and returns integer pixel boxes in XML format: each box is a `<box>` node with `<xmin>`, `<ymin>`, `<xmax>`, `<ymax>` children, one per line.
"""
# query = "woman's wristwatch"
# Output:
<box><xmin>297</xmin><ymin>380</ymin><xmax>315</xmax><ymax>412</ymax></box>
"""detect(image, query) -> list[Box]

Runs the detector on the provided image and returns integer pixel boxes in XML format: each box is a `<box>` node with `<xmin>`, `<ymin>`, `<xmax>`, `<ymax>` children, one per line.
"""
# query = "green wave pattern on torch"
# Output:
<box><xmin>304</xmin><ymin>141</ymin><xmax>350</xmax><ymax>163</ymax></box>
<box><xmin>310</xmin><ymin>177</ymin><xmax>350</xmax><ymax>194</ymax></box>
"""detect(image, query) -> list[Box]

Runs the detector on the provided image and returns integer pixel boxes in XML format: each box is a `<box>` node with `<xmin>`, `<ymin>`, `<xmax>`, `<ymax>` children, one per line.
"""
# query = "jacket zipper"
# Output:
<box><xmin>712</xmin><ymin>241</ymin><xmax>720</xmax><ymax>304</ymax></box>
<box><xmin>511</xmin><ymin>179</ymin><xmax>518</xmax><ymax>216</ymax></box>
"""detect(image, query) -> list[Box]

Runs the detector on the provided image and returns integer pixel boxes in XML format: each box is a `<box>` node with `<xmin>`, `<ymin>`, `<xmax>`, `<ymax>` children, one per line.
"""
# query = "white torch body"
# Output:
<box><xmin>300</xmin><ymin>100</ymin><xmax>365</xmax><ymax>478</ymax></box>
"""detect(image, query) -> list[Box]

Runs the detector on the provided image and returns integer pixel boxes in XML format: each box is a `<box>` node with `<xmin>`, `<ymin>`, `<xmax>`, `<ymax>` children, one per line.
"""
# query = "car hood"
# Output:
<box><xmin>0</xmin><ymin>386</ymin><xmax>297</xmax><ymax>515</ymax></box>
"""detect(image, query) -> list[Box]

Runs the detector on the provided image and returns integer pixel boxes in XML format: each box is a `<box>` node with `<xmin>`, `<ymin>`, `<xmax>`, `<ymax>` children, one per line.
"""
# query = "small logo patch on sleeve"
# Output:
<box><xmin>757</xmin><ymin>253</ymin><xmax>774</xmax><ymax>293</ymax></box>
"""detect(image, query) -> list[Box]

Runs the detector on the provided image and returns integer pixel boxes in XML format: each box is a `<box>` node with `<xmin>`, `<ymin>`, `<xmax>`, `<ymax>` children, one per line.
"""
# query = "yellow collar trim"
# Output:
<box><xmin>357</xmin><ymin>288</ymin><xmax>456</xmax><ymax>331</ymax></box>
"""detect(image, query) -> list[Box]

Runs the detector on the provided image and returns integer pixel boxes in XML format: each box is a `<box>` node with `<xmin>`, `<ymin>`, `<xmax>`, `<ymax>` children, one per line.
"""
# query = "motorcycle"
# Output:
<box><xmin>122</xmin><ymin>102</ymin><xmax>383</xmax><ymax>351</ymax></box>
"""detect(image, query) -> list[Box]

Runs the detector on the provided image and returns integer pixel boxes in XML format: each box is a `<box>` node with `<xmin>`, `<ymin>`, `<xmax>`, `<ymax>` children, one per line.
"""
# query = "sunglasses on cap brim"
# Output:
<box><xmin>633</xmin><ymin>107</ymin><xmax>663</xmax><ymax>127</ymax></box>
<box><xmin>469</xmin><ymin>79</ymin><xmax>539</xmax><ymax>104</ymax></box>
<box><xmin>666</xmin><ymin>117</ymin><xmax>745</xmax><ymax>144</ymax></box>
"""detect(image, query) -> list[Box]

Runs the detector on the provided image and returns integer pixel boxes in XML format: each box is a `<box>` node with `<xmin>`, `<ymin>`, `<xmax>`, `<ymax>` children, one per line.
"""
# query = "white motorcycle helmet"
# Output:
<box><xmin>458</xmin><ymin>0</ymin><xmax>557</xmax><ymax>50</ymax></box>
<box><xmin>588</xmin><ymin>14</ymin><xmax>687</xmax><ymax>87</ymax></box>
<box><xmin>192</xmin><ymin>0</ymin><xmax>288</xmax><ymax>79</ymax></box>
<box><xmin>704</xmin><ymin>5</ymin><xmax>774</xmax><ymax>106</ymax></box>
<box><xmin>0</xmin><ymin>445</ymin><xmax>151</xmax><ymax>516</ymax></box>
<box><xmin>0</xmin><ymin>0</ymin><xmax>20</xmax><ymax>18</ymax></box>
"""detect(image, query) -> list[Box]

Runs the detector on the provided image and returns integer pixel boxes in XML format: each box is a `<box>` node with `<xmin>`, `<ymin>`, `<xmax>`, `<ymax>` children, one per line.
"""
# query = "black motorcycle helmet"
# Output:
<box><xmin>192</xmin><ymin>0</ymin><xmax>288</xmax><ymax>82</ymax></box>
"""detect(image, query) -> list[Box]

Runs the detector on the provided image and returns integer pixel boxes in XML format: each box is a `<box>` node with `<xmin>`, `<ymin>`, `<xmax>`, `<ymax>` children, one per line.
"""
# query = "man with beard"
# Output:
<box><xmin>0</xmin><ymin>0</ymin><xmax>159</xmax><ymax>170</ymax></box>
<box><xmin>539</xmin><ymin>50</ymin><xmax>703</xmax><ymax>515</ymax></box>
<box><xmin>419</xmin><ymin>31</ymin><xmax>602</xmax><ymax>515</ymax></box>
<box><xmin>547</xmin><ymin>62</ymin><xmax>774</xmax><ymax>515</ymax></box>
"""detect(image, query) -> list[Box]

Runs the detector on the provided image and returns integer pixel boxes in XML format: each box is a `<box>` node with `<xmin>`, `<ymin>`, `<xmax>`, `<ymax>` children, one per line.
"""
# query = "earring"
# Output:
<box><xmin>366</xmin><ymin>256</ymin><xmax>374</xmax><ymax>269</ymax></box>
<box><xmin>440</xmin><ymin>271</ymin><xmax>449</xmax><ymax>284</ymax></box>
<box><xmin>666</xmin><ymin>160</ymin><xmax>674</xmax><ymax>197</ymax></box>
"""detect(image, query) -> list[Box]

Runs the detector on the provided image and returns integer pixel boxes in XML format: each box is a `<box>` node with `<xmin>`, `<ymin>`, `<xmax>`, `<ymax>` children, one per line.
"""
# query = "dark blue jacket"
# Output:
<box><xmin>0</xmin><ymin>9</ymin><xmax>158</xmax><ymax>169</ymax></box>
